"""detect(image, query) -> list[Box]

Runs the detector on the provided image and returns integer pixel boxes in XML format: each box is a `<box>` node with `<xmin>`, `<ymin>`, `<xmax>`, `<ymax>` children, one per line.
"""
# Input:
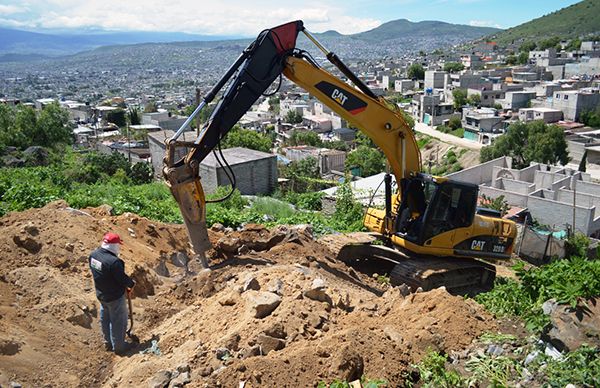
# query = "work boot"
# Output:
<box><xmin>104</xmin><ymin>342</ymin><xmax>113</xmax><ymax>352</ymax></box>
<box><xmin>115</xmin><ymin>342</ymin><xmax>135</xmax><ymax>356</ymax></box>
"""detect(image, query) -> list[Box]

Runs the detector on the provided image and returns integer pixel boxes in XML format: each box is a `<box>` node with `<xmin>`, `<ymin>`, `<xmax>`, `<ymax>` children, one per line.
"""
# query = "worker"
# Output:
<box><xmin>88</xmin><ymin>232</ymin><xmax>135</xmax><ymax>356</ymax></box>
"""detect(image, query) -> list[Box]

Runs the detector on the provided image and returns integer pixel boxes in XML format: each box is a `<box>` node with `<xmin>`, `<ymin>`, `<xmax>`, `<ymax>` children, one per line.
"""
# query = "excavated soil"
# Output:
<box><xmin>0</xmin><ymin>201</ymin><xmax>497</xmax><ymax>387</ymax></box>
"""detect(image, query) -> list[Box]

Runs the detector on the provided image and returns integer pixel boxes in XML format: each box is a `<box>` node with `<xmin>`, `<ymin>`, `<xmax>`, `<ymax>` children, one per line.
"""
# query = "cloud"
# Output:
<box><xmin>0</xmin><ymin>4</ymin><xmax>26</xmax><ymax>15</ymax></box>
<box><xmin>0</xmin><ymin>0</ymin><xmax>381</xmax><ymax>35</ymax></box>
<box><xmin>469</xmin><ymin>20</ymin><xmax>502</xmax><ymax>28</ymax></box>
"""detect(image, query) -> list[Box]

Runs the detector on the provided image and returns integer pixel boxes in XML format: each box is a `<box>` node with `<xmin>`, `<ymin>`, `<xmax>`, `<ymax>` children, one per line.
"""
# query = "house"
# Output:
<box><xmin>148</xmin><ymin>131</ymin><xmax>277</xmax><ymax>194</ymax></box>
<box><xmin>35</xmin><ymin>98</ymin><xmax>56</xmax><ymax>110</ymax></box>
<box><xmin>199</xmin><ymin>147</ymin><xmax>277</xmax><ymax>195</ymax></box>
<box><xmin>141</xmin><ymin>110</ymin><xmax>187</xmax><ymax>132</ymax></box>
<box><xmin>467</xmin><ymin>88</ymin><xmax>504</xmax><ymax>107</ymax></box>
<box><xmin>424</xmin><ymin>70</ymin><xmax>447</xmax><ymax>90</ymax></box>
<box><xmin>550</xmin><ymin>89</ymin><xmax>600</xmax><ymax>121</ymax></box>
<box><xmin>284</xmin><ymin>145</ymin><xmax>346</xmax><ymax>175</ymax></box>
<box><xmin>462</xmin><ymin>107</ymin><xmax>506</xmax><ymax>144</ymax></box>
<box><xmin>394</xmin><ymin>79</ymin><xmax>416</xmax><ymax>93</ymax></box>
<box><xmin>413</xmin><ymin>93</ymin><xmax>457</xmax><ymax>126</ymax></box>
<box><xmin>460</xmin><ymin>54</ymin><xmax>483</xmax><ymax>70</ymax></box>
<box><xmin>518</xmin><ymin>108</ymin><xmax>563</xmax><ymax>124</ymax></box>
<box><xmin>498</xmin><ymin>91</ymin><xmax>537</xmax><ymax>110</ymax></box>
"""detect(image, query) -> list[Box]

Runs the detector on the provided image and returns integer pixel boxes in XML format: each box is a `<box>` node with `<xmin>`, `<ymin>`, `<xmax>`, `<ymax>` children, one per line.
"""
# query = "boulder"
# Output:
<box><xmin>168</xmin><ymin>371</ymin><xmax>191</xmax><ymax>388</ymax></box>
<box><xmin>148</xmin><ymin>370</ymin><xmax>171</xmax><ymax>388</ymax></box>
<box><xmin>330</xmin><ymin>346</ymin><xmax>364</xmax><ymax>382</ymax></box>
<box><xmin>244</xmin><ymin>291</ymin><xmax>281</xmax><ymax>319</ymax></box>
<box><xmin>23</xmin><ymin>146</ymin><xmax>49</xmax><ymax>166</ymax></box>
<box><xmin>13</xmin><ymin>235</ymin><xmax>42</xmax><ymax>254</ymax></box>
<box><xmin>255</xmin><ymin>334</ymin><xmax>286</xmax><ymax>355</ymax></box>
<box><xmin>242</xmin><ymin>275</ymin><xmax>260</xmax><ymax>292</ymax></box>
<box><xmin>303</xmin><ymin>278</ymin><xmax>332</xmax><ymax>306</ymax></box>
<box><xmin>545</xmin><ymin>298</ymin><xmax>600</xmax><ymax>352</ymax></box>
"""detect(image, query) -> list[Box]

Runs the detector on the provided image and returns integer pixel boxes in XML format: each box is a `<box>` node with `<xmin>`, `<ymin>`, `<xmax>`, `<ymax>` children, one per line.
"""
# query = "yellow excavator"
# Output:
<box><xmin>163</xmin><ymin>20</ymin><xmax>516</xmax><ymax>294</ymax></box>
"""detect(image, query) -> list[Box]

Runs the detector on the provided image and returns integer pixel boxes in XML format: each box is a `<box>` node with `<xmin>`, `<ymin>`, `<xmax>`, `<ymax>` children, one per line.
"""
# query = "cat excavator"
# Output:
<box><xmin>163</xmin><ymin>20</ymin><xmax>516</xmax><ymax>294</ymax></box>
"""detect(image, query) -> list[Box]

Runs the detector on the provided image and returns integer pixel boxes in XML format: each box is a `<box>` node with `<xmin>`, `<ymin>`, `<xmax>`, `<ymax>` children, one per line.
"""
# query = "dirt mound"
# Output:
<box><xmin>0</xmin><ymin>201</ymin><xmax>496</xmax><ymax>387</ymax></box>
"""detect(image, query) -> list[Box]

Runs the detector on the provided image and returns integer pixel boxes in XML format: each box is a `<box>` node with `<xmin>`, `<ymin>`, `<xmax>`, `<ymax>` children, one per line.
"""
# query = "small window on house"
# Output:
<box><xmin>556</xmin><ymin>94</ymin><xmax>560</xmax><ymax>98</ymax></box>
<box><xmin>564</xmin><ymin>95</ymin><xmax>568</xmax><ymax>100</ymax></box>
<box><xmin>484</xmin><ymin>95</ymin><xmax>488</xmax><ymax>100</ymax></box>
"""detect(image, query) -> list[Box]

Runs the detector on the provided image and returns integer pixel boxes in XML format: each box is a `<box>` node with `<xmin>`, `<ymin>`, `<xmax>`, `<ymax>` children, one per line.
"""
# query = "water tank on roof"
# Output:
<box><xmin>425</xmin><ymin>88</ymin><xmax>433</xmax><ymax>95</ymax></box>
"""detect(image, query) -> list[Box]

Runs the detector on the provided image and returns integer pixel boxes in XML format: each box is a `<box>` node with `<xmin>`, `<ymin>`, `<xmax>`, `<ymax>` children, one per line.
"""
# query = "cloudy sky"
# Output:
<box><xmin>0</xmin><ymin>0</ymin><xmax>581</xmax><ymax>35</ymax></box>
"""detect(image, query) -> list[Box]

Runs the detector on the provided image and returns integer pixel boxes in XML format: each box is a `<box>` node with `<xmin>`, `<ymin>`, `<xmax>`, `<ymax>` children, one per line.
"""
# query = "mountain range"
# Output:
<box><xmin>0</xmin><ymin>19</ymin><xmax>500</xmax><ymax>59</ymax></box>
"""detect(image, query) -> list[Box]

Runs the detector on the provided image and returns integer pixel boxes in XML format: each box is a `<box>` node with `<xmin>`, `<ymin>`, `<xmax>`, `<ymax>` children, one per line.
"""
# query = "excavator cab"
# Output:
<box><xmin>396</xmin><ymin>175</ymin><xmax>478</xmax><ymax>246</ymax></box>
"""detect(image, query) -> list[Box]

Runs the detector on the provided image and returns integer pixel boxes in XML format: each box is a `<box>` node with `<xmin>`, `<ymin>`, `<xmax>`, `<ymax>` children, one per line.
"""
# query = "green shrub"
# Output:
<box><xmin>476</xmin><ymin>258</ymin><xmax>600</xmax><ymax>332</ymax></box>
<box><xmin>543</xmin><ymin>345</ymin><xmax>600</xmax><ymax>387</ymax></box>
<box><xmin>411</xmin><ymin>350</ymin><xmax>466</xmax><ymax>388</ymax></box>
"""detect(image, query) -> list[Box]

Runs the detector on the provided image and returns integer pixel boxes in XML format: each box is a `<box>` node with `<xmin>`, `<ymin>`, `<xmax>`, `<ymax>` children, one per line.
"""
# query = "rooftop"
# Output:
<box><xmin>201</xmin><ymin>147</ymin><xmax>274</xmax><ymax>167</ymax></box>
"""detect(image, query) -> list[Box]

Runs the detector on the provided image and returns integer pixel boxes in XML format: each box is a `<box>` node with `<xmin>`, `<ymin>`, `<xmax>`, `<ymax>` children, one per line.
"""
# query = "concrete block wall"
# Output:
<box><xmin>479</xmin><ymin>185</ymin><xmax>529</xmax><ymax>208</ymax></box>
<box><xmin>574</xmin><ymin>180</ymin><xmax>600</xmax><ymax>196</ymax></box>
<box><xmin>500</xmin><ymin>178</ymin><xmax>535</xmax><ymax>195</ymax></box>
<box><xmin>557</xmin><ymin>188</ymin><xmax>600</xmax><ymax>211</ymax></box>
<box><xmin>219</xmin><ymin>158</ymin><xmax>277</xmax><ymax>195</ymax></box>
<box><xmin>526</xmin><ymin>195</ymin><xmax>593</xmax><ymax>234</ymax></box>
<box><xmin>447</xmin><ymin>156</ymin><xmax>510</xmax><ymax>185</ymax></box>
<box><xmin>551</xmin><ymin>176</ymin><xmax>572</xmax><ymax>192</ymax></box>
<box><xmin>518</xmin><ymin>164</ymin><xmax>539</xmax><ymax>183</ymax></box>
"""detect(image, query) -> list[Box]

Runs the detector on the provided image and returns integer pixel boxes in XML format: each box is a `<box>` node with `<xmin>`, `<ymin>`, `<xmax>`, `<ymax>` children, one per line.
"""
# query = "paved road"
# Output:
<box><xmin>414</xmin><ymin>123</ymin><xmax>483</xmax><ymax>151</ymax></box>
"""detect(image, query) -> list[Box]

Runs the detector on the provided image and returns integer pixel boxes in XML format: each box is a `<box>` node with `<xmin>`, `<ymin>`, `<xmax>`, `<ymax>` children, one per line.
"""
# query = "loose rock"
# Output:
<box><xmin>244</xmin><ymin>291</ymin><xmax>282</xmax><ymax>319</ymax></box>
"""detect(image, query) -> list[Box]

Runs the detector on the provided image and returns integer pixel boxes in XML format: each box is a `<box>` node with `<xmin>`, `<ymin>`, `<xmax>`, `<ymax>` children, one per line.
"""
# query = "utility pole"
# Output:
<box><xmin>572</xmin><ymin>178</ymin><xmax>577</xmax><ymax>236</ymax></box>
<box><xmin>195</xmin><ymin>88</ymin><xmax>201</xmax><ymax>136</ymax></box>
<box><xmin>127</xmin><ymin>122</ymin><xmax>131</xmax><ymax>163</ymax></box>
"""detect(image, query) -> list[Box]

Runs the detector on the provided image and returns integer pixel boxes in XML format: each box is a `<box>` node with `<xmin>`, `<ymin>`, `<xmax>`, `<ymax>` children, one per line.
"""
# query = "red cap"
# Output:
<box><xmin>102</xmin><ymin>233</ymin><xmax>122</xmax><ymax>244</ymax></box>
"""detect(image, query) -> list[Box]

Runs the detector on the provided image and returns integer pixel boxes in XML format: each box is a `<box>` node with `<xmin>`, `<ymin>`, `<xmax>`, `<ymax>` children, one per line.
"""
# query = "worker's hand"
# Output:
<box><xmin>126</xmin><ymin>287</ymin><xmax>133</xmax><ymax>295</ymax></box>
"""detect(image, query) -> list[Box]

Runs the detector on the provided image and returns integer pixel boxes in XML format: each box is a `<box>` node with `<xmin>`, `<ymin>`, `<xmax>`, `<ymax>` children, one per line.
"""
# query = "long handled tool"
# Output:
<box><xmin>126</xmin><ymin>291</ymin><xmax>140</xmax><ymax>343</ymax></box>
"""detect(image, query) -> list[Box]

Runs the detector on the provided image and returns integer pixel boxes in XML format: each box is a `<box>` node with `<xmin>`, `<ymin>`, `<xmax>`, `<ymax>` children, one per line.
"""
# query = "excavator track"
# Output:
<box><xmin>321</xmin><ymin>233</ymin><xmax>496</xmax><ymax>296</ymax></box>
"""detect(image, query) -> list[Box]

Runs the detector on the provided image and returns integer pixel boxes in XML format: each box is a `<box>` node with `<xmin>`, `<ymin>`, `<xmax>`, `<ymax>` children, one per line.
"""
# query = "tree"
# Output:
<box><xmin>129</xmin><ymin>162</ymin><xmax>154</xmax><ymax>184</ymax></box>
<box><xmin>538</xmin><ymin>36</ymin><xmax>561</xmax><ymax>50</ymax></box>
<box><xmin>345</xmin><ymin>145</ymin><xmax>385</xmax><ymax>177</ymax></box>
<box><xmin>144</xmin><ymin>102</ymin><xmax>158</xmax><ymax>113</ymax></box>
<box><xmin>520</xmin><ymin>41</ymin><xmax>537</xmax><ymax>52</ymax></box>
<box><xmin>407</xmin><ymin>63</ymin><xmax>425</xmax><ymax>80</ymax></box>
<box><xmin>480</xmin><ymin>121</ymin><xmax>570</xmax><ymax>169</ymax></box>
<box><xmin>452</xmin><ymin>89</ymin><xmax>467</xmax><ymax>110</ymax></box>
<box><xmin>128</xmin><ymin>108</ymin><xmax>141</xmax><ymax>125</ymax></box>
<box><xmin>505</xmin><ymin>55</ymin><xmax>517</xmax><ymax>65</ymax></box>
<box><xmin>467</xmin><ymin>94</ymin><xmax>481</xmax><ymax>106</ymax></box>
<box><xmin>579</xmin><ymin>150</ymin><xmax>587</xmax><ymax>173</ymax></box>
<box><xmin>443</xmin><ymin>62</ymin><xmax>464</xmax><ymax>73</ymax></box>
<box><xmin>448</xmin><ymin>116</ymin><xmax>462</xmax><ymax>130</ymax></box>
<box><xmin>565</xmin><ymin>38</ymin><xmax>581</xmax><ymax>51</ymax></box>
<box><xmin>268</xmin><ymin>96</ymin><xmax>280</xmax><ymax>115</ymax></box>
<box><xmin>354</xmin><ymin>130</ymin><xmax>376</xmax><ymax>148</ymax></box>
<box><xmin>580</xmin><ymin>107</ymin><xmax>600</xmax><ymax>128</ymax></box>
<box><xmin>105</xmin><ymin>108</ymin><xmax>127</xmax><ymax>127</ymax></box>
<box><xmin>480</xmin><ymin>194</ymin><xmax>510</xmax><ymax>216</ymax></box>
<box><xmin>284</xmin><ymin>156</ymin><xmax>321</xmax><ymax>192</ymax></box>
<box><xmin>517</xmin><ymin>52</ymin><xmax>529</xmax><ymax>65</ymax></box>
<box><xmin>289</xmin><ymin>130</ymin><xmax>322</xmax><ymax>147</ymax></box>
<box><xmin>493</xmin><ymin>103</ymin><xmax>503</xmax><ymax>110</ymax></box>
<box><xmin>35</xmin><ymin>102</ymin><xmax>72</xmax><ymax>147</ymax></box>
<box><xmin>284</xmin><ymin>110</ymin><xmax>303</xmax><ymax>124</ymax></box>
<box><xmin>221</xmin><ymin>126</ymin><xmax>272</xmax><ymax>153</ymax></box>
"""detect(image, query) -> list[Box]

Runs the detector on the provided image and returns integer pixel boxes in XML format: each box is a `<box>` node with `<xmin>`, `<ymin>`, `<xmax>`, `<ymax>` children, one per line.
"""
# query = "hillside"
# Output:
<box><xmin>353</xmin><ymin>19</ymin><xmax>499</xmax><ymax>42</ymax></box>
<box><xmin>490</xmin><ymin>0</ymin><xmax>600</xmax><ymax>45</ymax></box>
